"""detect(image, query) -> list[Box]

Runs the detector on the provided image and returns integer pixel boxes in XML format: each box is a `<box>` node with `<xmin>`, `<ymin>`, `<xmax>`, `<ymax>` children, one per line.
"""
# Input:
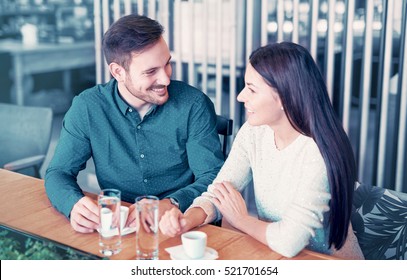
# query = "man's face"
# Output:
<box><xmin>119</xmin><ymin>37</ymin><xmax>173</xmax><ymax>108</ymax></box>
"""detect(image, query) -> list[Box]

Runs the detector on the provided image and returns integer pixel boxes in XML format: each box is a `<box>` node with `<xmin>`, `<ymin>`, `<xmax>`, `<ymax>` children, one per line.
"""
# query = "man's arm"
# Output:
<box><xmin>44</xmin><ymin>96</ymin><xmax>92</xmax><ymax>219</ymax></box>
<box><xmin>167</xmin><ymin>94</ymin><xmax>224</xmax><ymax>212</ymax></box>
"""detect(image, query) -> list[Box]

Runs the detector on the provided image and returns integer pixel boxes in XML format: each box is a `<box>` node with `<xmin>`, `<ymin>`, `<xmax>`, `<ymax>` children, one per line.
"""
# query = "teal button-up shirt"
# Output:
<box><xmin>45</xmin><ymin>79</ymin><xmax>224</xmax><ymax>218</ymax></box>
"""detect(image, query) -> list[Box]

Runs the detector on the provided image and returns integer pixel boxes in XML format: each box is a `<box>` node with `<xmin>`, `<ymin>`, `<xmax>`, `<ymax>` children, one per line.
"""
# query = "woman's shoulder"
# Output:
<box><xmin>236</xmin><ymin>122</ymin><xmax>272</xmax><ymax>137</ymax></box>
<box><xmin>295</xmin><ymin>134</ymin><xmax>325</xmax><ymax>166</ymax></box>
<box><xmin>229</xmin><ymin>123</ymin><xmax>271</xmax><ymax>153</ymax></box>
<box><xmin>298</xmin><ymin>134</ymin><xmax>320</xmax><ymax>152</ymax></box>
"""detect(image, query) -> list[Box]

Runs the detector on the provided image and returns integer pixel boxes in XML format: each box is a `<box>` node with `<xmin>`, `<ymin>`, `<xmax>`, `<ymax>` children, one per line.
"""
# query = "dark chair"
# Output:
<box><xmin>216</xmin><ymin>115</ymin><xmax>233</xmax><ymax>158</ymax></box>
<box><xmin>351</xmin><ymin>182</ymin><xmax>407</xmax><ymax>260</ymax></box>
<box><xmin>211</xmin><ymin>115</ymin><xmax>233</xmax><ymax>227</ymax></box>
<box><xmin>0</xmin><ymin>103</ymin><xmax>53</xmax><ymax>178</ymax></box>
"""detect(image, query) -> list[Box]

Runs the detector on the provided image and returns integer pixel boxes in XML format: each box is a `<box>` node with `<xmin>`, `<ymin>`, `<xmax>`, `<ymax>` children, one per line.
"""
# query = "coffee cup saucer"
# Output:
<box><xmin>165</xmin><ymin>245</ymin><xmax>218</xmax><ymax>260</ymax></box>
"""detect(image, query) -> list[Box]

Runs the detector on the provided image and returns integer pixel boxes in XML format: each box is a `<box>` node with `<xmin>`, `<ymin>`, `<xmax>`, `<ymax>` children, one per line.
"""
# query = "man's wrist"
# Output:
<box><xmin>184</xmin><ymin>207</ymin><xmax>206</xmax><ymax>229</ymax></box>
<box><xmin>168</xmin><ymin>197</ymin><xmax>179</xmax><ymax>209</ymax></box>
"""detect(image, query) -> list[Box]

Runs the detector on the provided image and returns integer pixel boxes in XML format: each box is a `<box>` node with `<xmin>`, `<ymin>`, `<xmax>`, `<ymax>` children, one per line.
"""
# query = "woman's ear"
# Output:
<box><xmin>272</xmin><ymin>91</ymin><xmax>283</xmax><ymax>109</ymax></box>
<box><xmin>278</xmin><ymin>98</ymin><xmax>284</xmax><ymax>111</ymax></box>
<box><xmin>109</xmin><ymin>62</ymin><xmax>125</xmax><ymax>82</ymax></box>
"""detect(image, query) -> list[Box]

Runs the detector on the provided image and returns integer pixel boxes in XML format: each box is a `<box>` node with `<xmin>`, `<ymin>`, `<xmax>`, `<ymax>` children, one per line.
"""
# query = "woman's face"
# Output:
<box><xmin>237</xmin><ymin>63</ymin><xmax>285</xmax><ymax>127</ymax></box>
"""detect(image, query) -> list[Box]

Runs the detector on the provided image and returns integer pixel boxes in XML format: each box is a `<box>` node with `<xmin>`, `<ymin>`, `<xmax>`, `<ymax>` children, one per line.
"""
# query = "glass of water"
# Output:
<box><xmin>98</xmin><ymin>189</ymin><xmax>122</xmax><ymax>256</ymax></box>
<box><xmin>135</xmin><ymin>195</ymin><xmax>159</xmax><ymax>260</ymax></box>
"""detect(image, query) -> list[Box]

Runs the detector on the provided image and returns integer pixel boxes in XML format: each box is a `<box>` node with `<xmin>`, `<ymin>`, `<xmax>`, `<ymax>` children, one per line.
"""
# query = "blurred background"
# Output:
<box><xmin>0</xmin><ymin>0</ymin><xmax>406</xmax><ymax>201</ymax></box>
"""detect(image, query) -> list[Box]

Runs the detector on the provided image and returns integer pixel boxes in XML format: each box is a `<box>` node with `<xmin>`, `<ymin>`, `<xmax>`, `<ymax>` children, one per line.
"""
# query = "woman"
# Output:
<box><xmin>159</xmin><ymin>42</ymin><xmax>364</xmax><ymax>259</ymax></box>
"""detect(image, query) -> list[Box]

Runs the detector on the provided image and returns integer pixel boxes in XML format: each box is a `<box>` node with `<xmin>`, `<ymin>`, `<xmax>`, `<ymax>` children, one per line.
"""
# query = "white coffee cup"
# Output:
<box><xmin>181</xmin><ymin>231</ymin><xmax>207</xmax><ymax>259</ymax></box>
<box><xmin>120</xmin><ymin>206</ymin><xmax>129</xmax><ymax>230</ymax></box>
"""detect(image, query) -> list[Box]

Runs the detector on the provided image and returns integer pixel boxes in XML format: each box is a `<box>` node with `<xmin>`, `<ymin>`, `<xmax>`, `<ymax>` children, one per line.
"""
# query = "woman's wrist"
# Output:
<box><xmin>230</xmin><ymin>214</ymin><xmax>252</xmax><ymax>233</ymax></box>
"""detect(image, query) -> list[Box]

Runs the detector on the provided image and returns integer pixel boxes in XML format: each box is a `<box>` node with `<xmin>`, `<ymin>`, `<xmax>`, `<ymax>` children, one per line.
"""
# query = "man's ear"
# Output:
<box><xmin>109</xmin><ymin>62</ymin><xmax>125</xmax><ymax>82</ymax></box>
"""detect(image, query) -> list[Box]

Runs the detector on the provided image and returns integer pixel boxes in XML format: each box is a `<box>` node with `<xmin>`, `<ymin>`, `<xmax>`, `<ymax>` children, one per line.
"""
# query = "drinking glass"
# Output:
<box><xmin>98</xmin><ymin>189</ymin><xmax>121</xmax><ymax>256</ymax></box>
<box><xmin>135</xmin><ymin>195</ymin><xmax>159</xmax><ymax>260</ymax></box>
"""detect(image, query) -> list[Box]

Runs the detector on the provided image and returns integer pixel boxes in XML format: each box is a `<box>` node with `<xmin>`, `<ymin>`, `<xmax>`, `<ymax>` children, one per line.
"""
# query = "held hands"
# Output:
<box><xmin>158</xmin><ymin>182</ymin><xmax>250</xmax><ymax>236</ymax></box>
<box><xmin>159</xmin><ymin>208</ymin><xmax>188</xmax><ymax>237</ymax></box>
<box><xmin>70</xmin><ymin>196</ymin><xmax>99</xmax><ymax>233</ymax></box>
<box><xmin>126</xmin><ymin>198</ymin><xmax>178</xmax><ymax>233</ymax></box>
<box><xmin>210</xmin><ymin>182</ymin><xmax>249</xmax><ymax>229</ymax></box>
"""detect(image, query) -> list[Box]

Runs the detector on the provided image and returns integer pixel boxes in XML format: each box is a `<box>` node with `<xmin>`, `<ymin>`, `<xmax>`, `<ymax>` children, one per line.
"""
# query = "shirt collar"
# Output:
<box><xmin>113</xmin><ymin>83</ymin><xmax>131</xmax><ymax>116</ymax></box>
<box><xmin>113</xmin><ymin>81</ymin><xmax>160</xmax><ymax>116</ymax></box>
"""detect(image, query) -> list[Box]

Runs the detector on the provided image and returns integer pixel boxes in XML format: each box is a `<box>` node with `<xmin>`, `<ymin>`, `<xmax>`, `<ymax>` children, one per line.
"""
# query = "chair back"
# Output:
<box><xmin>0</xmin><ymin>103</ymin><xmax>53</xmax><ymax>178</ymax></box>
<box><xmin>216</xmin><ymin>115</ymin><xmax>233</xmax><ymax>158</ymax></box>
<box><xmin>351</xmin><ymin>182</ymin><xmax>407</xmax><ymax>260</ymax></box>
<box><xmin>210</xmin><ymin>115</ymin><xmax>233</xmax><ymax>227</ymax></box>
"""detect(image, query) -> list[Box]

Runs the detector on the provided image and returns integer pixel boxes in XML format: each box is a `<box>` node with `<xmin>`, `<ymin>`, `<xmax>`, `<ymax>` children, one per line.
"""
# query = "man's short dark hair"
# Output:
<box><xmin>102</xmin><ymin>14</ymin><xmax>164</xmax><ymax>71</ymax></box>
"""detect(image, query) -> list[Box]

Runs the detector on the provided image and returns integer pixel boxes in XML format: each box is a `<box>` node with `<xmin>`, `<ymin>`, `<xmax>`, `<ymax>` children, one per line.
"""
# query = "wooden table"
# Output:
<box><xmin>0</xmin><ymin>40</ymin><xmax>95</xmax><ymax>105</ymax></box>
<box><xmin>0</xmin><ymin>169</ymin><xmax>337</xmax><ymax>260</ymax></box>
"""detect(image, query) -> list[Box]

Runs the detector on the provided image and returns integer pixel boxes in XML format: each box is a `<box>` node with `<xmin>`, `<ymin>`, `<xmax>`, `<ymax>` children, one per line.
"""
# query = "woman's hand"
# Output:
<box><xmin>210</xmin><ymin>182</ymin><xmax>249</xmax><ymax>229</ymax></box>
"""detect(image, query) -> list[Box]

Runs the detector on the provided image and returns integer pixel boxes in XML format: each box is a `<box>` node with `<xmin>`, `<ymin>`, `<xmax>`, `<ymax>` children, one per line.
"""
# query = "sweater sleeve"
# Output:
<box><xmin>186</xmin><ymin>123</ymin><xmax>253</xmax><ymax>223</ymax></box>
<box><xmin>265</xmin><ymin>146</ymin><xmax>331</xmax><ymax>258</ymax></box>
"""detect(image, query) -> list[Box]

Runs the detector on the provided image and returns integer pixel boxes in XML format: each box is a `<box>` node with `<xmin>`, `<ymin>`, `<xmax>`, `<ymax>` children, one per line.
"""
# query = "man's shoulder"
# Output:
<box><xmin>67</xmin><ymin>80</ymin><xmax>116</xmax><ymax>116</ymax></box>
<box><xmin>168</xmin><ymin>80</ymin><xmax>206</xmax><ymax>100</ymax></box>
<box><xmin>77</xmin><ymin>80</ymin><xmax>115</xmax><ymax>101</ymax></box>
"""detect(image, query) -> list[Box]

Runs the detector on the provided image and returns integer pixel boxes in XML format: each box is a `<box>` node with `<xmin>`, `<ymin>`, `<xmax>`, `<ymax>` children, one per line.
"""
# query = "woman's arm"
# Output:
<box><xmin>190</xmin><ymin>123</ymin><xmax>254</xmax><ymax>224</ymax></box>
<box><xmin>211</xmin><ymin>143</ymin><xmax>331</xmax><ymax>258</ymax></box>
<box><xmin>160</xmin><ymin>123</ymin><xmax>254</xmax><ymax>236</ymax></box>
<box><xmin>210</xmin><ymin>181</ymin><xmax>269</xmax><ymax>243</ymax></box>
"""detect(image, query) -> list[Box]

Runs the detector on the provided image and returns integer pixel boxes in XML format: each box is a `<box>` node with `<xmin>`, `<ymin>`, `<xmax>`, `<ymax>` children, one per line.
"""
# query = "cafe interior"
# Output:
<box><xmin>0</xmin><ymin>0</ymin><xmax>406</xmax><ymax>261</ymax></box>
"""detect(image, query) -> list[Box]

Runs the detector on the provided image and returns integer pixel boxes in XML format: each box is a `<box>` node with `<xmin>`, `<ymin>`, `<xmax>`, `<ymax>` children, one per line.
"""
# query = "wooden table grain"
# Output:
<box><xmin>0</xmin><ymin>169</ymin><xmax>338</xmax><ymax>260</ymax></box>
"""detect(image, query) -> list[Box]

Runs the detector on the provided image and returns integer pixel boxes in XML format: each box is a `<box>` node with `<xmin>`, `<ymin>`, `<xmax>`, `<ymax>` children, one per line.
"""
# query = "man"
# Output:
<box><xmin>45</xmin><ymin>14</ymin><xmax>224</xmax><ymax>233</ymax></box>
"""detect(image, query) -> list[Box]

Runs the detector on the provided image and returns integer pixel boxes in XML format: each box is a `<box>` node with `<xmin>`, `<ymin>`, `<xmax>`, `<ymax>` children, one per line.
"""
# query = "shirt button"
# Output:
<box><xmin>128</xmin><ymin>108</ymin><xmax>133</xmax><ymax>112</ymax></box>
<box><xmin>143</xmin><ymin>179</ymin><xmax>148</xmax><ymax>183</ymax></box>
<box><xmin>140</xmin><ymin>154</ymin><xmax>145</xmax><ymax>158</ymax></box>
<box><xmin>137</xmin><ymin>125</ymin><xmax>141</xmax><ymax>129</ymax></box>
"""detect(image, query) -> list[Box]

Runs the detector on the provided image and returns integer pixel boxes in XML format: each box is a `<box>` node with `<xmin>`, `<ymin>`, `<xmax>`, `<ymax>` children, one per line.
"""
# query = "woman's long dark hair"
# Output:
<box><xmin>249</xmin><ymin>42</ymin><xmax>356</xmax><ymax>250</ymax></box>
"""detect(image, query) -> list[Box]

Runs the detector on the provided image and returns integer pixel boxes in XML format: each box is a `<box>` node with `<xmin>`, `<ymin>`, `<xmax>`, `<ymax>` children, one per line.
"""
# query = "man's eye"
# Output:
<box><xmin>145</xmin><ymin>69</ymin><xmax>156</xmax><ymax>75</ymax></box>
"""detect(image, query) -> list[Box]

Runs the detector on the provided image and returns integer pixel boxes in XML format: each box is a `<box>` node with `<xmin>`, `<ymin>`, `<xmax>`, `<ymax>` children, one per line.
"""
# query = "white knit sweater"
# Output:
<box><xmin>189</xmin><ymin>122</ymin><xmax>364</xmax><ymax>259</ymax></box>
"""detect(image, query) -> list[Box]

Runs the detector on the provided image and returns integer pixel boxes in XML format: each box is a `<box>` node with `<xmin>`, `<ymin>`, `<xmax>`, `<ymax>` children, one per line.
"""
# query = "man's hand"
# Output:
<box><xmin>70</xmin><ymin>196</ymin><xmax>99</xmax><ymax>233</ymax></box>
<box><xmin>158</xmin><ymin>198</ymin><xmax>178</xmax><ymax>219</ymax></box>
<box><xmin>159</xmin><ymin>207</ymin><xmax>208</xmax><ymax>237</ymax></box>
<box><xmin>159</xmin><ymin>208</ymin><xmax>188</xmax><ymax>237</ymax></box>
<box><xmin>126</xmin><ymin>198</ymin><xmax>178</xmax><ymax>231</ymax></box>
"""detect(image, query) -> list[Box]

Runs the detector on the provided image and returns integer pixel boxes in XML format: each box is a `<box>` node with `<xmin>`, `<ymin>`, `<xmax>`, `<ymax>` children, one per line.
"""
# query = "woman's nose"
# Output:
<box><xmin>237</xmin><ymin>89</ymin><xmax>246</xmax><ymax>102</ymax></box>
